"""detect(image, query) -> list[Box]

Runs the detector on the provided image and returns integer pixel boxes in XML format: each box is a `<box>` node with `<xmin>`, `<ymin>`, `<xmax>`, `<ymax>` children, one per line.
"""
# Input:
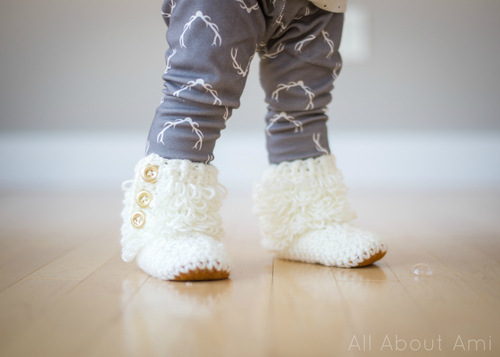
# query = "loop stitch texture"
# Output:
<box><xmin>120</xmin><ymin>154</ymin><xmax>230</xmax><ymax>280</ymax></box>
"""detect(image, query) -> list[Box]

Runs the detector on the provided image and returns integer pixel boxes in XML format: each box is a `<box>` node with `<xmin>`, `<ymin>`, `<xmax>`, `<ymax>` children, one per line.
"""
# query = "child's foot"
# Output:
<box><xmin>273</xmin><ymin>223</ymin><xmax>387</xmax><ymax>268</ymax></box>
<box><xmin>121</xmin><ymin>154</ymin><xmax>231</xmax><ymax>281</ymax></box>
<box><xmin>253</xmin><ymin>154</ymin><xmax>387</xmax><ymax>268</ymax></box>
<box><xmin>136</xmin><ymin>234</ymin><xmax>231</xmax><ymax>280</ymax></box>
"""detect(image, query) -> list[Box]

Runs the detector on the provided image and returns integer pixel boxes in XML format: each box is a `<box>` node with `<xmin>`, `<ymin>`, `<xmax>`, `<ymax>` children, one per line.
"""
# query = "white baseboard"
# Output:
<box><xmin>1</xmin><ymin>132</ymin><xmax>499</xmax><ymax>191</ymax></box>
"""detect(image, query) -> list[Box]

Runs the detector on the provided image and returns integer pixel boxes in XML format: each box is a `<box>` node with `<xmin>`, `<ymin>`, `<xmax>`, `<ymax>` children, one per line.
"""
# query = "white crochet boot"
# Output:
<box><xmin>121</xmin><ymin>154</ymin><xmax>231</xmax><ymax>280</ymax></box>
<box><xmin>253</xmin><ymin>155</ymin><xmax>387</xmax><ymax>268</ymax></box>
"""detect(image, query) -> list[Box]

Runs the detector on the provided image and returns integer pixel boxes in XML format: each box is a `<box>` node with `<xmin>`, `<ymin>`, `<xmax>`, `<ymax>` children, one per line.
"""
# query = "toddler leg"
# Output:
<box><xmin>254</xmin><ymin>8</ymin><xmax>388</xmax><ymax>267</ymax></box>
<box><xmin>146</xmin><ymin>0</ymin><xmax>266</xmax><ymax>163</ymax></box>
<box><xmin>259</xmin><ymin>7</ymin><xmax>343</xmax><ymax>163</ymax></box>
<box><xmin>121</xmin><ymin>0</ymin><xmax>265</xmax><ymax>281</ymax></box>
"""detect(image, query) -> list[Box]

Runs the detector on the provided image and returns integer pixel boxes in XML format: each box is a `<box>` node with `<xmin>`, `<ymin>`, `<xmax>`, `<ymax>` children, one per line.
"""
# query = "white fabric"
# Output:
<box><xmin>136</xmin><ymin>234</ymin><xmax>231</xmax><ymax>281</ymax></box>
<box><xmin>253</xmin><ymin>154</ymin><xmax>356</xmax><ymax>251</ymax></box>
<box><xmin>310</xmin><ymin>0</ymin><xmax>347</xmax><ymax>13</ymax></box>
<box><xmin>274</xmin><ymin>224</ymin><xmax>386</xmax><ymax>268</ymax></box>
<box><xmin>121</xmin><ymin>154</ymin><xmax>231</xmax><ymax>279</ymax></box>
<box><xmin>253</xmin><ymin>154</ymin><xmax>387</xmax><ymax>267</ymax></box>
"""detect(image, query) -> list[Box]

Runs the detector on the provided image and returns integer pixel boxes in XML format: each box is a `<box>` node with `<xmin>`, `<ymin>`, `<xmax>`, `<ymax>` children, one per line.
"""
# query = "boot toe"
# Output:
<box><xmin>277</xmin><ymin>224</ymin><xmax>388</xmax><ymax>268</ymax></box>
<box><xmin>136</xmin><ymin>234</ymin><xmax>232</xmax><ymax>281</ymax></box>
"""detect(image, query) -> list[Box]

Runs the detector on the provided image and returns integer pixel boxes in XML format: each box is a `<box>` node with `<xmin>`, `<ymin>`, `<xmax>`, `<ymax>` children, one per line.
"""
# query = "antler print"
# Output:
<box><xmin>294</xmin><ymin>6</ymin><xmax>311</xmax><ymax>20</ymax></box>
<box><xmin>321</xmin><ymin>30</ymin><xmax>335</xmax><ymax>59</ymax></box>
<box><xmin>157</xmin><ymin>117</ymin><xmax>204</xmax><ymax>150</ymax></box>
<box><xmin>332</xmin><ymin>62</ymin><xmax>341</xmax><ymax>80</ymax></box>
<box><xmin>173</xmin><ymin>79</ymin><xmax>222</xmax><ymax>105</ymax></box>
<box><xmin>223</xmin><ymin>106</ymin><xmax>229</xmax><ymax>122</ymax></box>
<box><xmin>275</xmin><ymin>14</ymin><xmax>286</xmax><ymax>31</ymax></box>
<box><xmin>272</xmin><ymin>81</ymin><xmax>315</xmax><ymax>110</ymax></box>
<box><xmin>261</xmin><ymin>43</ymin><xmax>285</xmax><ymax>59</ymax></box>
<box><xmin>313</xmin><ymin>133</ymin><xmax>329</xmax><ymax>154</ymax></box>
<box><xmin>231</xmin><ymin>47</ymin><xmax>254</xmax><ymax>77</ymax></box>
<box><xmin>294</xmin><ymin>35</ymin><xmax>316</xmax><ymax>53</ymax></box>
<box><xmin>164</xmin><ymin>49</ymin><xmax>177</xmax><ymax>75</ymax></box>
<box><xmin>162</xmin><ymin>0</ymin><xmax>176</xmax><ymax>19</ymax></box>
<box><xmin>234</xmin><ymin>0</ymin><xmax>259</xmax><ymax>13</ymax></box>
<box><xmin>266</xmin><ymin>112</ymin><xmax>303</xmax><ymax>136</ymax></box>
<box><xmin>205</xmin><ymin>154</ymin><xmax>214</xmax><ymax>164</ymax></box>
<box><xmin>179</xmin><ymin>11</ymin><xmax>222</xmax><ymax>48</ymax></box>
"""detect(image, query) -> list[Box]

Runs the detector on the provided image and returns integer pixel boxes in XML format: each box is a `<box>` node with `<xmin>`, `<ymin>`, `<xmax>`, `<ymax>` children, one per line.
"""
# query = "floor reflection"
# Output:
<box><xmin>119</xmin><ymin>278</ymin><xmax>234</xmax><ymax>356</ymax></box>
<box><xmin>333</xmin><ymin>261</ymin><xmax>392</xmax><ymax>282</ymax></box>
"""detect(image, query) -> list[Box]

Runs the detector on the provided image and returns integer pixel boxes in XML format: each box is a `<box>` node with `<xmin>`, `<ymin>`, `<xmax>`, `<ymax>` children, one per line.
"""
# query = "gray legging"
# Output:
<box><xmin>146</xmin><ymin>0</ymin><xmax>344</xmax><ymax>164</ymax></box>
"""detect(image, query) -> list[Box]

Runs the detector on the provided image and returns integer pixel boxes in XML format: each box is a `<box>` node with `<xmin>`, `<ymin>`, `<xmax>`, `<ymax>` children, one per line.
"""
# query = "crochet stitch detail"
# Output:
<box><xmin>120</xmin><ymin>154</ymin><xmax>230</xmax><ymax>278</ymax></box>
<box><xmin>275</xmin><ymin>223</ymin><xmax>387</xmax><ymax>268</ymax></box>
<box><xmin>136</xmin><ymin>234</ymin><xmax>231</xmax><ymax>281</ymax></box>
<box><xmin>253</xmin><ymin>154</ymin><xmax>356</xmax><ymax>251</ymax></box>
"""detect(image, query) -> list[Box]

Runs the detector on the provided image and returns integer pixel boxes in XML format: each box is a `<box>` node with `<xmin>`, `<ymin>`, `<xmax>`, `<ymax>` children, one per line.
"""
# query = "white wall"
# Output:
<box><xmin>1</xmin><ymin>0</ymin><xmax>499</xmax><ymax>132</ymax></box>
<box><xmin>1</xmin><ymin>131</ymin><xmax>499</xmax><ymax>191</ymax></box>
<box><xmin>1</xmin><ymin>0</ymin><xmax>499</xmax><ymax>191</ymax></box>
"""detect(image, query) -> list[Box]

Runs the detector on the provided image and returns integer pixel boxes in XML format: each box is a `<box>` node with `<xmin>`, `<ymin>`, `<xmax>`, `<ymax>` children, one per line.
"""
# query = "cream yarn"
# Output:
<box><xmin>274</xmin><ymin>224</ymin><xmax>386</xmax><ymax>268</ymax></box>
<box><xmin>253</xmin><ymin>154</ymin><xmax>387</xmax><ymax>267</ymax></box>
<box><xmin>120</xmin><ymin>154</ymin><xmax>231</xmax><ymax>280</ymax></box>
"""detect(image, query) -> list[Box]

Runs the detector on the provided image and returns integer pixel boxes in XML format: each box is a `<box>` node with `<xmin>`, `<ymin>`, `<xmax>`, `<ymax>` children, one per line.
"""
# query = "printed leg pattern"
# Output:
<box><xmin>259</xmin><ymin>8</ymin><xmax>344</xmax><ymax>163</ymax></box>
<box><xmin>147</xmin><ymin>0</ymin><xmax>265</xmax><ymax>163</ymax></box>
<box><xmin>254</xmin><ymin>9</ymin><xmax>388</xmax><ymax>268</ymax></box>
<box><xmin>121</xmin><ymin>154</ymin><xmax>231</xmax><ymax>280</ymax></box>
<box><xmin>122</xmin><ymin>0</ymin><xmax>265</xmax><ymax>281</ymax></box>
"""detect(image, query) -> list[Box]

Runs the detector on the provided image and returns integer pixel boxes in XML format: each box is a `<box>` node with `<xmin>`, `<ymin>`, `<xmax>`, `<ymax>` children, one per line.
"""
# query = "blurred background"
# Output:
<box><xmin>1</xmin><ymin>3</ymin><xmax>499</xmax><ymax>355</ymax></box>
<box><xmin>1</xmin><ymin>0</ymin><xmax>499</xmax><ymax>192</ymax></box>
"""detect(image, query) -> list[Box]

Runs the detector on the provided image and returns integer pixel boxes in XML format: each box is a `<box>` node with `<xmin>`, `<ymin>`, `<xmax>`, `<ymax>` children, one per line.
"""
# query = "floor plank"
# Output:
<box><xmin>332</xmin><ymin>259</ymin><xmax>398</xmax><ymax>282</ymax></box>
<box><xmin>0</xmin><ymin>279</ymin><xmax>79</xmax><ymax>348</ymax></box>
<box><xmin>88</xmin><ymin>244</ymin><xmax>273</xmax><ymax>357</ymax></box>
<box><xmin>336</xmin><ymin>280</ymin><xmax>438</xmax><ymax>357</ymax></box>
<box><xmin>0</xmin><ymin>255</ymin><xmax>148</xmax><ymax>357</ymax></box>
<box><xmin>269</xmin><ymin>259</ymin><xmax>348</xmax><ymax>357</ymax></box>
<box><xmin>459</xmin><ymin>233</ymin><xmax>500</xmax><ymax>263</ymax></box>
<box><xmin>0</xmin><ymin>237</ymin><xmax>74</xmax><ymax>293</ymax></box>
<box><xmin>27</xmin><ymin>241</ymin><xmax>118</xmax><ymax>281</ymax></box>
<box><xmin>427</xmin><ymin>240</ymin><xmax>500</xmax><ymax>302</ymax></box>
<box><xmin>383</xmin><ymin>238</ymin><xmax>500</xmax><ymax>355</ymax></box>
<box><xmin>1</xmin><ymin>190</ymin><xmax>499</xmax><ymax>356</ymax></box>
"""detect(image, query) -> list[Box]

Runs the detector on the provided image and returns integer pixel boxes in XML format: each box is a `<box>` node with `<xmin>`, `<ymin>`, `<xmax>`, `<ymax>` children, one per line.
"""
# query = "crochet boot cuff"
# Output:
<box><xmin>253</xmin><ymin>154</ymin><xmax>356</xmax><ymax>251</ymax></box>
<box><xmin>121</xmin><ymin>154</ymin><xmax>227</xmax><ymax>262</ymax></box>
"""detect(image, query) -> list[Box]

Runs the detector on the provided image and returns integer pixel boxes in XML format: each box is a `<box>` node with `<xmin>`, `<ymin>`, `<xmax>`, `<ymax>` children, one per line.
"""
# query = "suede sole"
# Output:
<box><xmin>277</xmin><ymin>248</ymin><xmax>388</xmax><ymax>268</ymax></box>
<box><xmin>172</xmin><ymin>267</ymin><xmax>230</xmax><ymax>281</ymax></box>
<box><xmin>353</xmin><ymin>249</ymin><xmax>387</xmax><ymax>267</ymax></box>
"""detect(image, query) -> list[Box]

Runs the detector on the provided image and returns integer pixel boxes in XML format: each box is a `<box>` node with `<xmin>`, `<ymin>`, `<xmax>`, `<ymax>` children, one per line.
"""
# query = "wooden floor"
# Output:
<box><xmin>0</xmin><ymin>189</ymin><xmax>499</xmax><ymax>357</ymax></box>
